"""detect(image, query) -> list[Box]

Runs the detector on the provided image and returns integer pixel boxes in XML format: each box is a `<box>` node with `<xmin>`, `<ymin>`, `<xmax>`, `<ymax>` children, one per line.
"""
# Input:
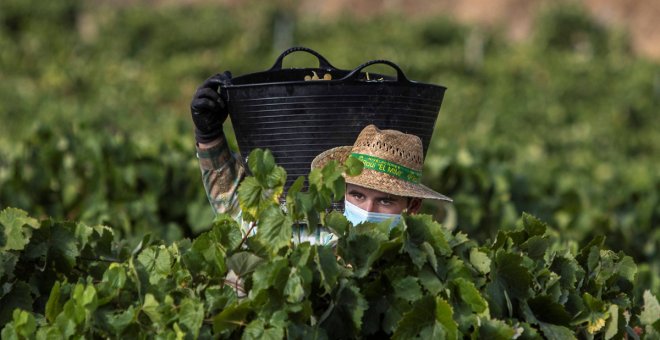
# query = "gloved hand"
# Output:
<box><xmin>190</xmin><ymin>71</ymin><xmax>232</xmax><ymax>143</ymax></box>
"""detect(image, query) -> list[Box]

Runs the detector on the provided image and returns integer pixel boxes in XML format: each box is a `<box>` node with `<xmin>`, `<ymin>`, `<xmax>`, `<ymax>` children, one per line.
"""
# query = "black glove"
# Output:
<box><xmin>190</xmin><ymin>71</ymin><xmax>232</xmax><ymax>143</ymax></box>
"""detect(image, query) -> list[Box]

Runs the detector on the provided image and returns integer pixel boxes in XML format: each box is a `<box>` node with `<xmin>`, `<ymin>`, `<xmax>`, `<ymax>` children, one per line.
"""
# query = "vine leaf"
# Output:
<box><xmin>324</xmin><ymin>211</ymin><xmax>349</xmax><ymax>237</ymax></box>
<box><xmin>0</xmin><ymin>281</ymin><xmax>33</xmax><ymax>326</ymax></box>
<box><xmin>477</xmin><ymin>318</ymin><xmax>517</xmax><ymax>339</ymax></box>
<box><xmin>404</xmin><ymin>214</ymin><xmax>451</xmax><ymax>258</ymax></box>
<box><xmin>0</xmin><ymin>208</ymin><xmax>39</xmax><ymax>251</ymax></box>
<box><xmin>212</xmin><ymin>303</ymin><xmax>252</xmax><ymax>336</ymax></box>
<box><xmin>45</xmin><ymin>281</ymin><xmax>62</xmax><ymax>323</ymax></box>
<box><xmin>320</xmin><ymin>280</ymin><xmax>368</xmax><ymax>339</ymax></box>
<box><xmin>250</xmin><ymin>258</ymin><xmax>288</xmax><ymax>298</ymax></box>
<box><xmin>284</xmin><ymin>268</ymin><xmax>305</xmax><ymax>304</ymax></box>
<box><xmin>392</xmin><ymin>276</ymin><xmax>423</xmax><ymax>303</ymax></box>
<box><xmin>539</xmin><ymin>322</ymin><xmax>576</xmax><ymax>340</ymax></box>
<box><xmin>527</xmin><ymin>295</ymin><xmax>572</xmax><ymax>325</ymax></box>
<box><xmin>253</xmin><ymin>205</ymin><xmax>293</xmax><ymax>257</ymax></box>
<box><xmin>137</xmin><ymin>246</ymin><xmax>172</xmax><ymax>285</ymax></box>
<box><xmin>141</xmin><ymin>294</ymin><xmax>162</xmax><ymax>325</ymax></box>
<box><xmin>2</xmin><ymin>309</ymin><xmax>36</xmax><ymax>339</ymax></box>
<box><xmin>454</xmin><ymin>278</ymin><xmax>488</xmax><ymax>314</ymax></box>
<box><xmin>183</xmin><ymin>229</ymin><xmax>227</xmax><ymax>277</ymax></box>
<box><xmin>179</xmin><ymin>298</ymin><xmax>204</xmax><ymax>338</ymax></box>
<box><xmin>315</xmin><ymin>245</ymin><xmax>339</xmax><ymax>294</ymax></box>
<box><xmin>106</xmin><ymin>306</ymin><xmax>137</xmax><ymax>335</ymax></box>
<box><xmin>344</xmin><ymin>156</ymin><xmax>364</xmax><ymax>177</ymax></box>
<box><xmin>485</xmin><ymin>250</ymin><xmax>532</xmax><ymax>319</ymax></box>
<box><xmin>639</xmin><ymin>290</ymin><xmax>660</xmax><ymax>326</ymax></box>
<box><xmin>469</xmin><ymin>248</ymin><xmax>491</xmax><ymax>275</ymax></box>
<box><xmin>47</xmin><ymin>222</ymin><xmax>80</xmax><ymax>273</ymax></box>
<box><xmin>240</xmin><ymin>149</ymin><xmax>286</xmax><ymax>222</ymax></box>
<box><xmin>392</xmin><ymin>296</ymin><xmax>458</xmax><ymax>340</ymax></box>
<box><xmin>243</xmin><ymin>318</ymin><xmax>285</xmax><ymax>340</ymax></box>
<box><xmin>210</xmin><ymin>215</ymin><xmax>243</xmax><ymax>252</ymax></box>
<box><xmin>227</xmin><ymin>252</ymin><xmax>264</xmax><ymax>278</ymax></box>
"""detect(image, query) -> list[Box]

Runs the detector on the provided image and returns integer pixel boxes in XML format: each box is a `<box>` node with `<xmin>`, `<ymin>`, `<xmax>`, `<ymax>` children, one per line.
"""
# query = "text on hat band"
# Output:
<box><xmin>350</xmin><ymin>153</ymin><xmax>422</xmax><ymax>184</ymax></box>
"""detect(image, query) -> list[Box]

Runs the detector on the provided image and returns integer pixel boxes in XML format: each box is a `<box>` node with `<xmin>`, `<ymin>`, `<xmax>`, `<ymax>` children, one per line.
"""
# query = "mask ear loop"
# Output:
<box><xmin>403</xmin><ymin>197</ymin><xmax>411</xmax><ymax>214</ymax></box>
<box><xmin>404</xmin><ymin>197</ymin><xmax>417</xmax><ymax>215</ymax></box>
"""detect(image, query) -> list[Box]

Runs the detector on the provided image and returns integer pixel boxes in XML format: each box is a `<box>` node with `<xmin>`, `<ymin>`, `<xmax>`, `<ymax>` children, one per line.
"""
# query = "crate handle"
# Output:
<box><xmin>268</xmin><ymin>46</ymin><xmax>338</xmax><ymax>71</ymax></box>
<box><xmin>341</xmin><ymin>59</ymin><xmax>411</xmax><ymax>83</ymax></box>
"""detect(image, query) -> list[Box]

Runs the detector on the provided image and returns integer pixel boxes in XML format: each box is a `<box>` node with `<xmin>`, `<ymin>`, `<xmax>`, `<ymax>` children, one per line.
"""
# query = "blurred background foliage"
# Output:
<box><xmin>0</xmin><ymin>0</ymin><xmax>658</xmax><ymax>294</ymax></box>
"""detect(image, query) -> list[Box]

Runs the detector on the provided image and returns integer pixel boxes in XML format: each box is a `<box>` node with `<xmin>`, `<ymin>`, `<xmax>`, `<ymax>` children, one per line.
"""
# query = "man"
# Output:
<box><xmin>191</xmin><ymin>73</ymin><xmax>451</xmax><ymax>244</ymax></box>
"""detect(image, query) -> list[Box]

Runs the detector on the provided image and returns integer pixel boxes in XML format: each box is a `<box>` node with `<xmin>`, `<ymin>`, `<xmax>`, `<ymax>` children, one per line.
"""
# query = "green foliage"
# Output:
<box><xmin>0</xmin><ymin>122</ymin><xmax>212</xmax><ymax>245</ymax></box>
<box><xmin>533</xmin><ymin>3</ymin><xmax>610</xmax><ymax>55</ymax></box>
<box><xmin>238</xmin><ymin>149</ymin><xmax>286</xmax><ymax>223</ymax></box>
<box><xmin>1</xmin><ymin>152</ymin><xmax>658</xmax><ymax>338</ymax></box>
<box><xmin>0</xmin><ymin>2</ymin><xmax>658</xmax><ymax>292</ymax></box>
<box><xmin>0</xmin><ymin>1</ymin><xmax>659</xmax><ymax>337</ymax></box>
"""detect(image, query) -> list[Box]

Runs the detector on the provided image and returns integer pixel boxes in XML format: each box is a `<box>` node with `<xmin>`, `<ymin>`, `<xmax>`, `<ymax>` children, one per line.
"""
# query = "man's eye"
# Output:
<box><xmin>379</xmin><ymin>199</ymin><xmax>394</xmax><ymax>206</ymax></box>
<box><xmin>351</xmin><ymin>193</ymin><xmax>364</xmax><ymax>200</ymax></box>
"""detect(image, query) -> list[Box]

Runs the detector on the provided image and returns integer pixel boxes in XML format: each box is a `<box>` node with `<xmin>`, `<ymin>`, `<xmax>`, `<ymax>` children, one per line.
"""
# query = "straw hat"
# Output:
<box><xmin>311</xmin><ymin>124</ymin><xmax>452</xmax><ymax>201</ymax></box>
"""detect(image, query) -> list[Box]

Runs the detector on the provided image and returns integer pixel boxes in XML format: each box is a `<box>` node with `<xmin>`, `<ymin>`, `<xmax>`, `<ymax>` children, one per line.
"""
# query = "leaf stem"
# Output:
<box><xmin>237</xmin><ymin>222</ymin><xmax>256</xmax><ymax>249</ymax></box>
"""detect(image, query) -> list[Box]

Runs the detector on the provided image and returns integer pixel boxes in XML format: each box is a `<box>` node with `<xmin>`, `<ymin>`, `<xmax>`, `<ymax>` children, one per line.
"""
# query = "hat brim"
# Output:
<box><xmin>311</xmin><ymin>146</ymin><xmax>453</xmax><ymax>202</ymax></box>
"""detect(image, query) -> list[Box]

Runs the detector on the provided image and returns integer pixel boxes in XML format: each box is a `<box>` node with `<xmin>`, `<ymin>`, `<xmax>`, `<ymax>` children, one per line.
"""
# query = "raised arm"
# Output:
<box><xmin>190</xmin><ymin>72</ymin><xmax>245</xmax><ymax>222</ymax></box>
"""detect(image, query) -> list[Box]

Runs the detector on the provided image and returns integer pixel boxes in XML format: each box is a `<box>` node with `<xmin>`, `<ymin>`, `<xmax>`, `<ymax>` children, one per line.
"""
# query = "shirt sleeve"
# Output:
<box><xmin>196</xmin><ymin>137</ymin><xmax>338</xmax><ymax>246</ymax></box>
<box><xmin>196</xmin><ymin>136</ymin><xmax>246</xmax><ymax>223</ymax></box>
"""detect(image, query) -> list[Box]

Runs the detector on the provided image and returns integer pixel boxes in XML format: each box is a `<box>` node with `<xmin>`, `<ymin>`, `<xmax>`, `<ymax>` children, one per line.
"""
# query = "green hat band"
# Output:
<box><xmin>350</xmin><ymin>153</ymin><xmax>421</xmax><ymax>184</ymax></box>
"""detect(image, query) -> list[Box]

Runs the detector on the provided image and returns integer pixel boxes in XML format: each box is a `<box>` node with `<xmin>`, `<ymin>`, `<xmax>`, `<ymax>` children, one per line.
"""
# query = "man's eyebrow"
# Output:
<box><xmin>376</xmin><ymin>194</ymin><xmax>403</xmax><ymax>202</ymax></box>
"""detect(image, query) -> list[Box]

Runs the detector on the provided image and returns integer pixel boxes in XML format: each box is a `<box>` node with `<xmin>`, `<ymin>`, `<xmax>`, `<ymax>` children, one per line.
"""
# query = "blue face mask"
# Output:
<box><xmin>343</xmin><ymin>199</ymin><xmax>402</xmax><ymax>228</ymax></box>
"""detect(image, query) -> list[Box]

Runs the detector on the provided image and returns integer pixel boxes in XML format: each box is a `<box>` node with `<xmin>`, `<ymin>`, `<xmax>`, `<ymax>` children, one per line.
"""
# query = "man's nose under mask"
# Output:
<box><xmin>343</xmin><ymin>199</ymin><xmax>402</xmax><ymax>228</ymax></box>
